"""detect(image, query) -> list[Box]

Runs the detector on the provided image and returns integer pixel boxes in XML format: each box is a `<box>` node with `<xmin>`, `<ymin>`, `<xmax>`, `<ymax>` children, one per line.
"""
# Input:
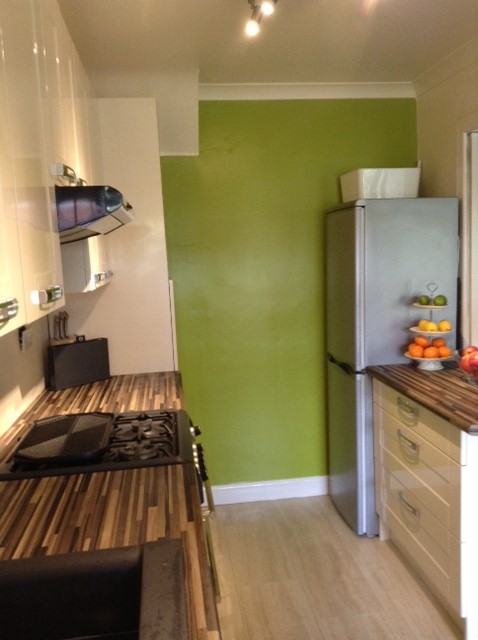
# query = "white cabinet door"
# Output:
<box><xmin>61</xmin><ymin>236</ymin><xmax>113</xmax><ymax>293</ymax></box>
<box><xmin>0</xmin><ymin>6</ymin><xmax>26</xmax><ymax>336</ymax></box>
<box><xmin>2</xmin><ymin>0</ymin><xmax>63</xmax><ymax>322</ymax></box>
<box><xmin>39</xmin><ymin>0</ymin><xmax>95</xmax><ymax>184</ymax></box>
<box><xmin>38</xmin><ymin>1</ymin><xmax>68</xmax><ymax>172</ymax></box>
<box><xmin>72</xmin><ymin>59</ymin><xmax>94</xmax><ymax>184</ymax></box>
<box><xmin>40</xmin><ymin>0</ymin><xmax>77</xmax><ymax>173</ymax></box>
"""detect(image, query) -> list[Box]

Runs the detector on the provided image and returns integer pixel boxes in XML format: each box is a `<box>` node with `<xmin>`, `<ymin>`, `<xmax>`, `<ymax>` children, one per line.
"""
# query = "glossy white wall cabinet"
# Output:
<box><xmin>0</xmin><ymin>8</ymin><xmax>26</xmax><ymax>336</ymax></box>
<box><xmin>1</xmin><ymin>0</ymin><xmax>64</xmax><ymax>326</ymax></box>
<box><xmin>61</xmin><ymin>236</ymin><xmax>113</xmax><ymax>293</ymax></box>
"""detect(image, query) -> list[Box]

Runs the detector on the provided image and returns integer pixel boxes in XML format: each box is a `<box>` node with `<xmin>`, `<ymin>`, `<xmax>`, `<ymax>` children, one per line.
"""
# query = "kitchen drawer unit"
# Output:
<box><xmin>384</xmin><ymin>492</ymin><xmax>461</xmax><ymax>618</ymax></box>
<box><xmin>373</xmin><ymin>401</ymin><xmax>461</xmax><ymax>616</ymax></box>
<box><xmin>372</xmin><ymin>379</ymin><xmax>478</xmax><ymax>638</ymax></box>
<box><xmin>383</xmin><ymin>467</ymin><xmax>461</xmax><ymax>614</ymax></box>
<box><xmin>379</xmin><ymin>412</ymin><xmax>461</xmax><ymax>537</ymax></box>
<box><xmin>373</xmin><ymin>379</ymin><xmax>462</xmax><ymax>463</ymax></box>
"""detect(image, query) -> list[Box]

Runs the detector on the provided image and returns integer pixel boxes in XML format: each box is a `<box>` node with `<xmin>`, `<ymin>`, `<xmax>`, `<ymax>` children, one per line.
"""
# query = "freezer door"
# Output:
<box><xmin>327</xmin><ymin>356</ymin><xmax>378</xmax><ymax>536</ymax></box>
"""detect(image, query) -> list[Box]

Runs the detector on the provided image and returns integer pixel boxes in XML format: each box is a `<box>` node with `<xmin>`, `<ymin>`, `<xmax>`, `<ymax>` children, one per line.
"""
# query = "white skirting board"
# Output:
<box><xmin>211</xmin><ymin>475</ymin><xmax>328</xmax><ymax>506</ymax></box>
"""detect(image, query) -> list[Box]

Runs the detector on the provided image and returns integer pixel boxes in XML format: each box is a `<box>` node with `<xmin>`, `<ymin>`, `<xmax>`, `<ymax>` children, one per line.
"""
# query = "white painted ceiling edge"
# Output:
<box><xmin>198</xmin><ymin>82</ymin><xmax>416</xmax><ymax>101</ymax></box>
<box><xmin>58</xmin><ymin>0</ymin><xmax>478</xmax><ymax>155</ymax></box>
<box><xmin>87</xmin><ymin>37</ymin><xmax>477</xmax><ymax>156</ymax></box>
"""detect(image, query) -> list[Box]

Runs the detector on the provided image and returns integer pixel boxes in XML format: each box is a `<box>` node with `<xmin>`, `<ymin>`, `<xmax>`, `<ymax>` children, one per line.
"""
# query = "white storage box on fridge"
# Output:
<box><xmin>340</xmin><ymin>167</ymin><xmax>421</xmax><ymax>202</ymax></box>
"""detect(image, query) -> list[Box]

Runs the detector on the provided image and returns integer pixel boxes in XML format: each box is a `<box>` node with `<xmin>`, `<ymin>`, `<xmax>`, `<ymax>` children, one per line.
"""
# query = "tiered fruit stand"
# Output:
<box><xmin>405</xmin><ymin>283</ymin><xmax>454</xmax><ymax>371</ymax></box>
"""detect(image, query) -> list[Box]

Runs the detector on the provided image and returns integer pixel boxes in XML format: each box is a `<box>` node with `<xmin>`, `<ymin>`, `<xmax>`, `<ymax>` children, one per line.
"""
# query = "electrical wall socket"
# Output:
<box><xmin>18</xmin><ymin>325</ymin><xmax>33</xmax><ymax>352</ymax></box>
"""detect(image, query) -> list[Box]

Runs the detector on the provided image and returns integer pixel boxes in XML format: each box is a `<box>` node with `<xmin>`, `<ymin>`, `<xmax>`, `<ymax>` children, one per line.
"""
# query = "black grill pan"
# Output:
<box><xmin>13</xmin><ymin>413</ymin><xmax>114</xmax><ymax>466</ymax></box>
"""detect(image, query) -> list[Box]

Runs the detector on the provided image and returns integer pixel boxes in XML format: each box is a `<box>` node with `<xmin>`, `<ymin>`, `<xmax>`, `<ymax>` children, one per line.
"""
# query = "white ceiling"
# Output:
<box><xmin>58</xmin><ymin>0</ymin><xmax>478</xmax><ymax>86</ymax></box>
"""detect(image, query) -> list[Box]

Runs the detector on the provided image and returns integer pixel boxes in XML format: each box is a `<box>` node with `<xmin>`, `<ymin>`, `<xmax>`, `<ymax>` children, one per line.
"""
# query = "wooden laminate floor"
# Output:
<box><xmin>211</xmin><ymin>496</ymin><xmax>462</xmax><ymax>640</ymax></box>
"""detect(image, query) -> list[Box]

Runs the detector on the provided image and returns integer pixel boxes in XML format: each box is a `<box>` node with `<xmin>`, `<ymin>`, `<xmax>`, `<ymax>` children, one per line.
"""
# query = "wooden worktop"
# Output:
<box><xmin>0</xmin><ymin>371</ymin><xmax>185</xmax><ymax>461</ymax></box>
<box><xmin>0</xmin><ymin>372</ymin><xmax>221</xmax><ymax>640</ymax></box>
<box><xmin>367</xmin><ymin>362</ymin><xmax>478</xmax><ymax>434</ymax></box>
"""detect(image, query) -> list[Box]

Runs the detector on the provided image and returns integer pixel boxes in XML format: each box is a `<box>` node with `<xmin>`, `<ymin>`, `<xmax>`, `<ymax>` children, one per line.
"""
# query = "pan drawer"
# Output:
<box><xmin>383</xmin><ymin>467</ymin><xmax>461</xmax><ymax>620</ymax></box>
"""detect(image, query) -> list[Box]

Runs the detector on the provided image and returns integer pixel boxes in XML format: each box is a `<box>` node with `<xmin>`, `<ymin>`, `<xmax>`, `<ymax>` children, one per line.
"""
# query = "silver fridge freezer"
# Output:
<box><xmin>325</xmin><ymin>198</ymin><xmax>459</xmax><ymax>535</ymax></box>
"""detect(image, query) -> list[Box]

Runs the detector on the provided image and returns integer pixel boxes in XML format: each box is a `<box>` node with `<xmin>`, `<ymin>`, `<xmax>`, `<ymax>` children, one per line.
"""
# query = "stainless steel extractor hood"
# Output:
<box><xmin>55</xmin><ymin>185</ymin><xmax>134</xmax><ymax>244</ymax></box>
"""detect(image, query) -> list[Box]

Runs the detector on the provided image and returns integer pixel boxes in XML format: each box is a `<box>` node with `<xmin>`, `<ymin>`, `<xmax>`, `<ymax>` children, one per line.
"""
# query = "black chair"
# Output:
<box><xmin>0</xmin><ymin>539</ymin><xmax>188</xmax><ymax>640</ymax></box>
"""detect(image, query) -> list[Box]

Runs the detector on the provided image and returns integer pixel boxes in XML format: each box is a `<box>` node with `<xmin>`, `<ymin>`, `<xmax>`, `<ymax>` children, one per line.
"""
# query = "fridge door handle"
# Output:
<box><xmin>327</xmin><ymin>353</ymin><xmax>355</xmax><ymax>375</ymax></box>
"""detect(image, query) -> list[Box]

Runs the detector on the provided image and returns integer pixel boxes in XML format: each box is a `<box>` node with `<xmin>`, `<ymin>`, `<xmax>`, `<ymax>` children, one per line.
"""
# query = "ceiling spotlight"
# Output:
<box><xmin>245</xmin><ymin>6</ymin><xmax>262</xmax><ymax>37</ymax></box>
<box><xmin>260</xmin><ymin>0</ymin><xmax>276</xmax><ymax>16</ymax></box>
<box><xmin>245</xmin><ymin>1</ymin><xmax>277</xmax><ymax>37</ymax></box>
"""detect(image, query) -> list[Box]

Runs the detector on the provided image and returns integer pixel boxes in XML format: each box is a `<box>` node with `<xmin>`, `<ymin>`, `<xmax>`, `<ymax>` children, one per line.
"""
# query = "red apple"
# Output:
<box><xmin>468</xmin><ymin>352</ymin><xmax>478</xmax><ymax>370</ymax></box>
<box><xmin>460</xmin><ymin>354</ymin><xmax>473</xmax><ymax>372</ymax></box>
<box><xmin>462</xmin><ymin>345</ymin><xmax>478</xmax><ymax>356</ymax></box>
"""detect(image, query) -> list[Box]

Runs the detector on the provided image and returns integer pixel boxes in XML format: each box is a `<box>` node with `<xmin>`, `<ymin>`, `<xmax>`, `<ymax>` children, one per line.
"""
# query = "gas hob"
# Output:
<box><xmin>0</xmin><ymin>410</ymin><xmax>201</xmax><ymax>481</ymax></box>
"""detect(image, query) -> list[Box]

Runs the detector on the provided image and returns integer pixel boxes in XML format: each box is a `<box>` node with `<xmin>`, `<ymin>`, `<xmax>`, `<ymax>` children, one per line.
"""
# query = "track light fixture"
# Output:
<box><xmin>260</xmin><ymin>1</ymin><xmax>276</xmax><ymax>16</ymax></box>
<box><xmin>245</xmin><ymin>0</ymin><xmax>277</xmax><ymax>37</ymax></box>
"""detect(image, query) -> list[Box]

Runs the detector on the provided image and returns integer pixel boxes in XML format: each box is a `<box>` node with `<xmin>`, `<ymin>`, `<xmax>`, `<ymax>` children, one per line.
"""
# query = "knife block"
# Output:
<box><xmin>47</xmin><ymin>338</ymin><xmax>110</xmax><ymax>390</ymax></box>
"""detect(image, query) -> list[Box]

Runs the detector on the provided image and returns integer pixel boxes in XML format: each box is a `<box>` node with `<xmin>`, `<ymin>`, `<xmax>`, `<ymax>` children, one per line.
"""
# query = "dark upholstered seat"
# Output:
<box><xmin>0</xmin><ymin>539</ymin><xmax>188</xmax><ymax>640</ymax></box>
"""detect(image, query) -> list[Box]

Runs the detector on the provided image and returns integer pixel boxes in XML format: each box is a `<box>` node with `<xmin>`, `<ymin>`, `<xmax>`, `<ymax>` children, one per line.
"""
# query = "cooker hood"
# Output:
<box><xmin>55</xmin><ymin>185</ymin><xmax>134</xmax><ymax>244</ymax></box>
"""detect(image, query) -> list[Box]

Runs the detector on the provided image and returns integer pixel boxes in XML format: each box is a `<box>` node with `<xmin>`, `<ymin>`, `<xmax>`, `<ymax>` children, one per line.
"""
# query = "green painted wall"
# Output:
<box><xmin>161</xmin><ymin>99</ymin><xmax>417</xmax><ymax>486</ymax></box>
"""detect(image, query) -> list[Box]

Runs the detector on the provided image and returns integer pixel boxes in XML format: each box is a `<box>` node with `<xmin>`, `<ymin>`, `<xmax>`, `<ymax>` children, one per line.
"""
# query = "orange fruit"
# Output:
<box><xmin>432</xmin><ymin>337</ymin><xmax>447</xmax><ymax>348</ymax></box>
<box><xmin>414</xmin><ymin>335</ymin><xmax>430</xmax><ymax>348</ymax></box>
<box><xmin>438</xmin><ymin>346</ymin><xmax>453</xmax><ymax>358</ymax></box>
<box><xmin>408</xmin><ymin>343</ymin><xmax>424</xmax><ymax>358</ymax></box>
<box><xmin>423</xmin><ymin>346</ymin><xmax>440</xmax><ymax>359</ymax></box>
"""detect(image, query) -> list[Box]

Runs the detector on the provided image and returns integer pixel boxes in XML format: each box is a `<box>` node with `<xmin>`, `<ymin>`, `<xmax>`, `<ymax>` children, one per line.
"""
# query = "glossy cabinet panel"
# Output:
<box><xmin>1</xmin><ymin>0</ymin><xmax>64</xmax><ymax>326</ymax></box>
<box><xmin>73</xmin><ymin>59</ymin><xmax>95</xmax><ymax>183</ymax></box>
<box><xmin>61</xmin><ymin>236</ymin><xmax>113</xmax><ymax>293</ymax></box>
<box><xmin>39</xmin><ymin>0</ymin><xmax>97</xmax><ymax>184</ymax></box>
<box><xmin>0</xmin><ymin>10</ymin><xmax>26</xmax><ymax>335</ymax></box>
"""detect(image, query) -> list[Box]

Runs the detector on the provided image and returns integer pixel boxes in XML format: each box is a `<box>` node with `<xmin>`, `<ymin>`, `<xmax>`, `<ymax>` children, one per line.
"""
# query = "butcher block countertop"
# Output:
<box><xmin>368</xmin><ymin>363</ymin><xmax>478</xmax><ymax>434</ymax></box>
<box><xmin>0</xmin><ymin>372</ymin><xmax>221</xmax><ymax>640</ymax></box>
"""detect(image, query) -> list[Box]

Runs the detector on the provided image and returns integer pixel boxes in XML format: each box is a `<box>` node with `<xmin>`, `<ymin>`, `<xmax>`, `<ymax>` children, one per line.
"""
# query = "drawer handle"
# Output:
<box><xmin>0</xmin><ymin>297</ymin><xmax>19</xmax><ymax>322</ymax></box>
<box><xmin>396</xmin><ymin>396</ymin><xmax>418</xmax><ymax>417</ymax></box>
<box><xmin>397</xmin><ymin>429</ymin><xmax>420</xmax><ymax>456</ymax></box>
<box><xmin>30</xmin><ymin>285</ymin><xmax>64</xmax><ymax>306</ymax></box>
<box><xmin>398</xmin><ymin>491</ymin><xmax>420</xmax><ymax>520</ymax></box>
<box><xmin>94</xmin><ymin>270</ymin><xmax>114</xmax><ymax>284</ymax></box>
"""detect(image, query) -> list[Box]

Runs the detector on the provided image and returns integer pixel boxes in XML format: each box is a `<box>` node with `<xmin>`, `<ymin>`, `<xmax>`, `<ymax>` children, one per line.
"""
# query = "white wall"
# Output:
<box><xmin>89</xmin><ymin>70</ymin><xmax>199</xmax><ymax>156</ymax></box>
<box><xmin>415</xmin><ymin>37</ymin><xmax>478</xmax><ymax>197</ymax></box>
<box><xmin>64</xmin><ymin>98</ymin><xmax>176</xmax><ymax>375</ymax></box>
<box><xmin>414</xmin><ymin>36</ymin><xmax>478</xmax><ymax>344</ymax></box>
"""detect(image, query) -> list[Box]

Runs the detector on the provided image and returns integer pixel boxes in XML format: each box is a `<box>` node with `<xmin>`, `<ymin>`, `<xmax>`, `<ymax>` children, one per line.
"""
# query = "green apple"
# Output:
<box><xmin>418</xmin><ymin>295</ymin><xmax>430</xmax><ymax>305</ymax></box>
<box><xmin>433</xmin><ymin>294</ymin><xmax>447</xmax><ymax>306</ymax></box>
